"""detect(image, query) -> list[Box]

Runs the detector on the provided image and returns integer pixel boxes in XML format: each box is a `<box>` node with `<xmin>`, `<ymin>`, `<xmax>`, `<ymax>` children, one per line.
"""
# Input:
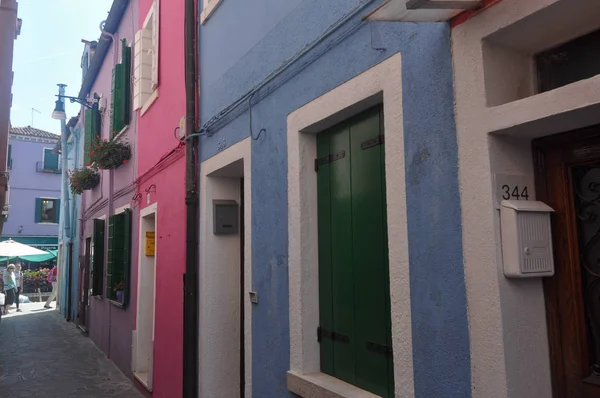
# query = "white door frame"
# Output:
<box><xmin>133</xmin><ymin>203</ymin><xmax>157</xmax><ymax>392</ymax></box>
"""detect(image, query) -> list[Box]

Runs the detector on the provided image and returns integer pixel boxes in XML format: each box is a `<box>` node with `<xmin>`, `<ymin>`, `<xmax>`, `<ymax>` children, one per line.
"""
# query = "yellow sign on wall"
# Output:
<box><xmin>145</xmin><ymin>231</ymin><xmax>155</xmax><ymax>256</ymax></box>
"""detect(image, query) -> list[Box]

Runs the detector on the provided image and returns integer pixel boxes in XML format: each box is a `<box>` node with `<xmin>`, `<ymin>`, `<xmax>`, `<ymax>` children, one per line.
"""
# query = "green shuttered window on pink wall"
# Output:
<box><xmin>106</xmin><ymin>209</ymin><xmax>132</xmax><ymax>307</ymax></box>
<box><xmin>111</xmin><ymin>39</ymin><xmax>132</xmax><ymax>137</ymax></box>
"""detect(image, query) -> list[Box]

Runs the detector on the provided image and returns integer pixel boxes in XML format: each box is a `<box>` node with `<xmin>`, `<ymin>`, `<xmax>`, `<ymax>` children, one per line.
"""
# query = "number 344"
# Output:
<box><xmin>502</xmin><ymin>185</ymin><xmax>529</xmax><ymax>200</ymax></box>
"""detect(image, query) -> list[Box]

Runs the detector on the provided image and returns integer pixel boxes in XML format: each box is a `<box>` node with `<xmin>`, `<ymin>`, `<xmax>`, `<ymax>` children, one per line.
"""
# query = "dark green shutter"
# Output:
<box><xmin>84</xmin><ymin>107</ymin><xmax>101</xmax><ymax>166</ymax></box>
<box><xmin>84</xmin><ymin>108</ymin><xmax>93</xmax><ymax>166</ymax></box>
<box><xmin>121</xmin><ymin>40</ymin><xmax>131</xmax><ymax>127</ymax></box>
<box><xmin>55</xmin><ymin>199</ymin><xmax>61</xmax><ymax>224</ymax></box>
<box><xmin>349</xmin><ymin>108</ymin><xmax>391</xmax><ymax>396</ymax></box>
<box><xmin>106</xmin><ymin>210</ymin><xmax>131</xmax><ymax>306</ymax></box>
<box><xmin>110</xmin><ymin>41</ymin><xmax>131</xmax><ymax>138</ymax></box>
<box><xmin>317</xmin><ymin>131</ymin><xmax>334</xmax><ymax>375</ymax></box>
<box><xmin>92</xmin><ymin>218</ymin><xmax>105</xmax><ymax>296</ymax></box>
<box><xmin>122</xmin><ymin>209</ymin><xmax>132</xmax><ymax>307</ymax></box>
<box><xmin>43</xmin><ymin>148</ymin><xmax>59</xmax><ymax>171</ymax></box>
<box><xmin>34</xmin><ymin>198</ymin><xmax>43</xmax><ymax>223</ymax></box>
<box><xmin>7</xmin><ymin>144</ymin><xmax>11</xmax><ymax>169</ymax></box>
<box><xmin>316</xmin><ymin>106</ymin><xmax>393</xmax><ymax>397</ymax></box>
<box><xmin>107</xmin><ymin>214</ymin><xmax>116</xmax><ymax>298</ymax></box>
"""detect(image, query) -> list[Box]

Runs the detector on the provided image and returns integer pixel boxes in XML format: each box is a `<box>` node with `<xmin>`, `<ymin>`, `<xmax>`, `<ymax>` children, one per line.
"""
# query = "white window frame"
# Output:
<box><xmin>134</xmin><ymin>0</ymin><xmax>159</xmax><ymax>114</ymax></box>
<box><xmin>286</xmin><ymin>54</ymin><xmax>413</xmax><ymax>397</ymax></box>
<box><xmin>201</xmin><ymin>0</ymin><xmax>224</xmax><ymax>24</ymax></box>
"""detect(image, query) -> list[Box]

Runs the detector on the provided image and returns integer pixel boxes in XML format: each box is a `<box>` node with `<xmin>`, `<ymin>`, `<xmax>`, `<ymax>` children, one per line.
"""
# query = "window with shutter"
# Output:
<box><xmin>84</xmin><ymin>106</ymin><xmax>101</xmax><ymax>166</ymax></box>
<box><xmin>110</xmin><ymin>40</ymin><xmax>131</xmax><ymax>138</ymax></box>
<box><xmin>316</xmin><ymin>106</ymin><xmax>393</xmax><ymax>397</ymax></box>
<box><xmin>134</xmin><ymin>0</ymin><xmax>158</xmax><ymax>111</ymax></box>
<box><xmin>43</xmin><ymin>148</ymin><xmax>59</xmax><ymax>171</ymax></box>
<box><xmin>107</xmin><ymin>209</ymin><xmax>132</xmax><ymax>306</ymax></box>
<box><xmin>92</xmin><ymin>218</ymin><xmax>105</xmax><ymax>296</ymax></box>
<box><xmin>35</xmin><ymin>198</ymin><xmax>60</xmax><ymax>224</ymax></box>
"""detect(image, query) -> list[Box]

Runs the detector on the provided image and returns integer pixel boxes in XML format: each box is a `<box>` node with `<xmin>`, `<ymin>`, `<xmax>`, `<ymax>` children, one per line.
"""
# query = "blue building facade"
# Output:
<box><xmin>198</xmin><ymin>1</ymin><xmax>470</xmax><ymax>397</ymax></box>
<box><xmin>57</xmin><ymin>41</ymin><xmax>95</xmax><ymax>322</ymax></box>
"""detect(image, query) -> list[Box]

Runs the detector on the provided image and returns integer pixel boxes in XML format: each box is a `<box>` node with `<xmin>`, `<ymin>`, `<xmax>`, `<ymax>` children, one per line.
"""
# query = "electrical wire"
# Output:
<box><xmin>200</xmin><ymin>0</ymin><xmax>375</xmax><ymax>136</ymax></box>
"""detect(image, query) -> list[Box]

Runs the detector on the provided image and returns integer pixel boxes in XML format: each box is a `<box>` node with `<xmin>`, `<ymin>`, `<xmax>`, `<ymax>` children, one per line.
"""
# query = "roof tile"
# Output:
<box><xmin>10</xmin><ymin>126</ymin><xmax>60</xmax><ymax>140</ymax></box>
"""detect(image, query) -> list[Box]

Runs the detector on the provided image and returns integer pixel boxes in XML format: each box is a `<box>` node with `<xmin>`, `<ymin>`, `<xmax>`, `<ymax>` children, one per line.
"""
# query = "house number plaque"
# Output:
<box><xmin>494</xmin><ymin>173</ymin><xmax>535</xmax><ymax>209</ymax></box>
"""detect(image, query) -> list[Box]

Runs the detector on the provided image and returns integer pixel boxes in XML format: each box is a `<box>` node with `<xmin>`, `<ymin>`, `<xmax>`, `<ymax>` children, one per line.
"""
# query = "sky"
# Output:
<box><xmin>10</xmin><ymin>0</ymin><xmax>114</xmax><ymax>135</ymax></box>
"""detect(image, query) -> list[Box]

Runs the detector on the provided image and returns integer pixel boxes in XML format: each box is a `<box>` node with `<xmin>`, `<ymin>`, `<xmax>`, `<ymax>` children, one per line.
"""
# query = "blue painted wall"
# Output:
<box><xmin>199</xmin><ymin>0</ymin><xmax>470</xmax><ymax>397</ymax></box>
<box><xmin>58</xmin><ymin>124</ymin><xmax>82</xmax><ymax>321</ymax></box>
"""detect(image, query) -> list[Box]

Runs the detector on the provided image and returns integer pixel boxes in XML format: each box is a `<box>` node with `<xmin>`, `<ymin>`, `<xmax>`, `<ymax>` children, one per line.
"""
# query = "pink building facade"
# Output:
<box><xmin>77</xmin><ymin>0</ymin><xmax>139</xmax><ymax>378</ymax></box>
<box><xmin>130</xmin><ymin>0</ymin><xmax>187</xmax><ymax>396</ymax></box>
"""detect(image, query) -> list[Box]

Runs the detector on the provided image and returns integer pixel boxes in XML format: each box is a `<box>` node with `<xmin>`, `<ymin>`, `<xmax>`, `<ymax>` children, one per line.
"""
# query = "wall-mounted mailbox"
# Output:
<box><xmin>500</xmin><ymin>200</ymin><xmax>555</xmax><ymax>278</ymax></box>
<box><xmin>145</xmin><ymin>231</ymin><xmax>155</xmax><ymax>257</ymax></box>
<box><xmin>213</xmin><ymin>200</ymin><xmax>239</xmax><ymax>235</ymax></box>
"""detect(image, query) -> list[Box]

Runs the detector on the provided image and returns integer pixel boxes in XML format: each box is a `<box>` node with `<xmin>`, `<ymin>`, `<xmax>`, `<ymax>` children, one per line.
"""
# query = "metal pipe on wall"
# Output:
<box><xmin>182</xmin><ymin>0</ymin><xmax>199</xmax><ymax>394</ymax></box>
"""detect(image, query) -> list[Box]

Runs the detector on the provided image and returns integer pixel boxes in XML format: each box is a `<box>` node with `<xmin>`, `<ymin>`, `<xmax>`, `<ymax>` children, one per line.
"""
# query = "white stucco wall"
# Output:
<box><xmin>199</xmin><ymin>137</ymin><xmax>252</xmax><ymax>398</ymax></box>
<box><xmin>452</xmin><ymin>0</ymin><xmax>600</xmax><ymax>397</ymax></box>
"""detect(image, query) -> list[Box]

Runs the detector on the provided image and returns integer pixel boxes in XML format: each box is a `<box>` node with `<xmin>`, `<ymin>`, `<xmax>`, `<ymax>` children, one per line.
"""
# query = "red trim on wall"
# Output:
<box><xmin>451</xmin><ymin>0</ymin><xmax>504</xmax><ymax>28</ymax></box>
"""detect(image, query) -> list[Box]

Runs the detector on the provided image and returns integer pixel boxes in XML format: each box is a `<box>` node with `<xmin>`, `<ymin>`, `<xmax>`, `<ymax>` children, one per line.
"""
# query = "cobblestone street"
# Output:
<box><xmin>0</xmin><ymin>303</ymin><xmax>143</xmax><ymax>398</ymax></box>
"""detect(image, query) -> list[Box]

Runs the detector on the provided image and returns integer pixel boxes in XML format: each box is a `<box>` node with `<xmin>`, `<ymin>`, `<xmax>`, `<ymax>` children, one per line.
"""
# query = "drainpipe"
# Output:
<box><xmin>70</xmin><ymin>125</ymin><xmax>80</xmax><ymax>320</ymax></box>
<box><xmin>182</xmin><ymin>0</ymin><xmax>199</xmax><ymax>395</ymax></box>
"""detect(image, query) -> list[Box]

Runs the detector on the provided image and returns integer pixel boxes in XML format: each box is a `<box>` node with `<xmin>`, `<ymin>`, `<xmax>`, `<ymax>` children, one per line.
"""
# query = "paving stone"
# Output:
<box><xmin>0</xmin><ymin>303</ymin><xmax>143</xmax><ymax>398</ymax></box>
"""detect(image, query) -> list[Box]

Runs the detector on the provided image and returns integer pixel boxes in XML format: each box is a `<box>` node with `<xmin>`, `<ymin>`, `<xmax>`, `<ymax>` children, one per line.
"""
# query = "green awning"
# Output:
<box><xmin>0</xmin><ymin>237</ymin><xmax>58</xmax><ymax>263</ymax></box>
<box><xmin>0</xmin><ymin>251</ymin><xmax>57</xmax><ymax>263</ymax></box>
<box><xmin>0</xmin><ymin>236</ymin><xmax>58</xmax><ymax>251</ymax></box>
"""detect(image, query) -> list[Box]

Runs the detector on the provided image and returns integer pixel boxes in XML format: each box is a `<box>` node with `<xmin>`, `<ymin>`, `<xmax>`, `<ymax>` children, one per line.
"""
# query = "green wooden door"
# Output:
<box><xmin>317</xmin><ymin>105</ymin><xmax>393</xmax><ymax>397</ymax></box>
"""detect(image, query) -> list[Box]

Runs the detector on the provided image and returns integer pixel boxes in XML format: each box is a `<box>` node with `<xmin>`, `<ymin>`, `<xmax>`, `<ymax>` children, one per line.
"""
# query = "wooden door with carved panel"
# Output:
<box><xmin>534</xmin><ymin>126</ymin><xmax>600</xmax><ymax>397</ymax></box>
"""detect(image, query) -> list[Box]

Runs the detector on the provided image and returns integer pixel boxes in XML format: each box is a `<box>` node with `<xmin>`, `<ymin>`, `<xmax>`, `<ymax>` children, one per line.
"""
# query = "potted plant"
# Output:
<box><xmin>68</xmin><ymin>167</ymin><xmax>100</xmax><ymax>195</ymax></box>
<box><xmin>113</xmin><ymin>280</ymin><xmax>125</xmax><ymax>302</ymax></box>
<box><xmin>89</xmin><ymin>138</ymin><xmax>131</xmax><ymax>170</ymax></box>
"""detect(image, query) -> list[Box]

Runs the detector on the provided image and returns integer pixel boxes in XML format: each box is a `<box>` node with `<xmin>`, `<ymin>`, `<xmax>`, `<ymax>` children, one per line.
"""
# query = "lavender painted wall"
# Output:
<box><xmin>80</xmin><ymin>0</ymin><xmax>138</xmax><ymax>378</ymax></box>
<box><xmin>4</xmin><ymin>133</ymin><xmax>61</xmax><ymax>238</ymax></box>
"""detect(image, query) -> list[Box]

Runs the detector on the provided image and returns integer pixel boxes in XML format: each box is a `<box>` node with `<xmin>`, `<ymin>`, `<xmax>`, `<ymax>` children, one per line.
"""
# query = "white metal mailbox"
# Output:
<box><xmin>500</xmin><ymin>200</ymin><xmax>555</xmax><ymax>278</ymax></box>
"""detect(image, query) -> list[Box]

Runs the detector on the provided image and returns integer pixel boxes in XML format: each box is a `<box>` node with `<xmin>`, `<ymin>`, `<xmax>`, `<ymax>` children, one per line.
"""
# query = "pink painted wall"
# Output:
<box><xmin>80</xmin><ymin>0</ymin><xmax>139</xmax><ymax>378</ymax></box>
<box><xmin>137</xmin><ymin>0</ymin><xmax>186</xmax><ymax>397</ymax></box>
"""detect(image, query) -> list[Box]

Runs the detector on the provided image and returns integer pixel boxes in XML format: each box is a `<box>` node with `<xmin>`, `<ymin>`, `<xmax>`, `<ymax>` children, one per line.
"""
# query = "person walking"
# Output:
<box><xmin>44</xmin><ymin>265</ymin><xmax>58</xmax><ymax>309</ymax></box>
<box><xmin>2</xmin><ymin>264</ymin><xmax>16</xmax><ymax>314</ymax></box>
<box><xmin>14</xmin><ymin>263</ymin><xmax>22</xmax><ymax>312</ymax></box>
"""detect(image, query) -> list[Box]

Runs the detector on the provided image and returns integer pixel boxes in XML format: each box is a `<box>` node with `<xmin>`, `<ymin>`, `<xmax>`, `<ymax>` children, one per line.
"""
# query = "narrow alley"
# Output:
<box><xmin>0</xmin><ymin>303</ymin><xmax>143</xmax><ymax>398</ymax></box>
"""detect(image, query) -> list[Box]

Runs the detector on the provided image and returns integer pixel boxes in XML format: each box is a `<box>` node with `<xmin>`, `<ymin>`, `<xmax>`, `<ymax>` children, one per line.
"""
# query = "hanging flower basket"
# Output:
<box><xmin>89</xmin><ymin>138</ymin><xmax>131</xmax><ymax>170</ymax></box>
<box><xmin>68</xmin><ymin>167</ymin><xmax>100</xmax><ymax>195</ymax></box>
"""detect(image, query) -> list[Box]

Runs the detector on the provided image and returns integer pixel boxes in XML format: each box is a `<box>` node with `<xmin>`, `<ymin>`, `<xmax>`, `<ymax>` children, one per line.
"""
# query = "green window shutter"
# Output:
<box><xmin>122</xmin><ymin>209</ymin><xmax>132</xmax><ymax>307</ymax></box>
<box><xmin>107</xmin><ymin>214</ymin><xmax>116</xmax><ymax>298</ymax></box>
<box><xmin>43</xmin><ymin>148</ymin><xmax>59</xmax><ymax>171</ymax></box>
<box><xmin>7</xmin><ymin>144</ymin><xmax>11</xmax><ymax>169</ymax></box>
<box><xmin>84</xmin><ymin>108</ymin><xmax>93</xmax><ymax>166</ymax></box>
<box><xmin>121</xmin><ymin>40</ymin><xmax>131</xmax><ymax>127</ymax></box>
<box><xmin>107</xmin><ymin>210</ymin><xmax>131</xmax><ymax>306</ymax></box>
<box><xmin>316</xmin><ymin>106</ymin><xmax>393</xmax><ymax>397</ymax></box>
<box><xmin>348</xmin><ymin>107</ymin><xmax>392</xmax><ymax>397</ymax></box>
<box><xmin>110</xmin><ymin>41</ymin><xmax>131</xmax><ymax>139</ymax></box>
<box><xmin>55</xmin><ymin>199</ymin><xmax>61</xmax><ymax>224</ymax></box>
<box><xmin>317</xmin><ymin>131</ymin><xmax>335</xmax><ymax>375</ymax></box>
<box><xmin>34</xmin><ymin>198</ymin><xmax>43</xmax><ymax>223</ymax></box>
<box><xmin>92</xmin><ymin>219</ymin><xmax>105</xmax><ymax>296</ymax></box>
<box><xmin>84</xmin><ymin>107</ymin><xmax>101</xmax><ymax>166</ymax></box>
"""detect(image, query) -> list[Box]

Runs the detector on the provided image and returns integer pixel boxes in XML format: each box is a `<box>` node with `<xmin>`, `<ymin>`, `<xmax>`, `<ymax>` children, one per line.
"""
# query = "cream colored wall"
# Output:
<box><xmin>199</xmin><ymin>137</ymin><xmax>252</xmax><ymax>398</ymax></box>
<box><xmin>452</xmin><ymin>0</ymin><xmax>600</xmax><ymax>397</ymax></box>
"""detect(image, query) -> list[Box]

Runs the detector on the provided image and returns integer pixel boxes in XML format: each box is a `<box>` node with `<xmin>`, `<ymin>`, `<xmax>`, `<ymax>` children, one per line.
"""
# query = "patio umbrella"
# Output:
<box><xmin>0</xmin><ymin>239</ymin><xmax>47</xmax><ymax>257</ymax></box>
